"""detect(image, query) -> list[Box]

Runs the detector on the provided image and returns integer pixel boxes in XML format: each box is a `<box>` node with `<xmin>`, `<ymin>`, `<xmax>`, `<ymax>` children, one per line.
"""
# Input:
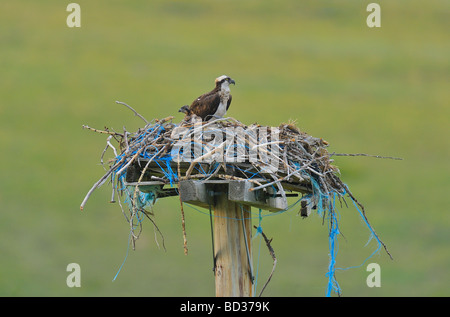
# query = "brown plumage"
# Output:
<box><xmin>179</xmin><ymin>75</ymin><xmax>235</xmax><ymax>121</ymax></box>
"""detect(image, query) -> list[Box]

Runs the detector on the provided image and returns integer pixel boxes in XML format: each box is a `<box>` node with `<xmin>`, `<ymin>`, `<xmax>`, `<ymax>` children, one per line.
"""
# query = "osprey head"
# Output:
<box><xmin>178</xmin><ymin>105</ymin><xmax>191</xmax><ymax>115</ymax></box>
<box><xmin>215</xmin><ymin>75</ymin><xmax>235</xmax><ymax>87</ymax></box>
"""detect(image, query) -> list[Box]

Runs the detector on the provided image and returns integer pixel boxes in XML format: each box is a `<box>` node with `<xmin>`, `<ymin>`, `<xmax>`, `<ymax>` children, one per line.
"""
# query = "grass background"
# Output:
<box><xmin>0</xmin><ymin>0</ymin><xmax>448</xmax><ymax>296</ymax></box>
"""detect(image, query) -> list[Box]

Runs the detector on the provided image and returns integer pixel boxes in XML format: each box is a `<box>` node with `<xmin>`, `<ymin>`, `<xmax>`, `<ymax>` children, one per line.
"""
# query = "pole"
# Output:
<box><xmin>213</xmin><ymin>185</ymin><xmax>253</xmax><ymax>297</ymax></box>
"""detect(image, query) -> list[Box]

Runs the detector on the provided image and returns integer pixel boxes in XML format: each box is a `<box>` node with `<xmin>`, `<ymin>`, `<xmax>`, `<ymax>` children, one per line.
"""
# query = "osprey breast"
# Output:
<box><xmin>213</xmin><ymin>97</ymin><xmax>229</xmax><ymax>118</ymax></box>
<box><xmin>214</xmin><ymin>83</ymin><xmax>231</xmax><ymax>118</ymax></box>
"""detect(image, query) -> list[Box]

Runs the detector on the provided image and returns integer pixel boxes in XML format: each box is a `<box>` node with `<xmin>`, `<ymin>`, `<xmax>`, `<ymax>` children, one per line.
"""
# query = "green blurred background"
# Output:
<box><xmin>0</xmin><ymin>0</ymin><xmax>449</xmax><ymax>297</ymax></box>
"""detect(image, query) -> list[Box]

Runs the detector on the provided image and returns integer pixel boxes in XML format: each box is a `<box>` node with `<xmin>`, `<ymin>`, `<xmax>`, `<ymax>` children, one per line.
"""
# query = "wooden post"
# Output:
<box><xmin>213</xmin><ymin>185</ymin><xmax>253</xmax><ymax>297</ymax></box>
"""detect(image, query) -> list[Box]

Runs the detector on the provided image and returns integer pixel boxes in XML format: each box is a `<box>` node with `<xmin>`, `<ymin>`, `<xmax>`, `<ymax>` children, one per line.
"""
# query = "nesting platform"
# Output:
<box><xmin>124</xmin><ymin>161</ymin><xmax>304</xmax><ymax>212</ymax></box>
<box><xmin>81</xmin><ymin>112</ymin><xmax>393</xmax><ymax>297</ymax></box>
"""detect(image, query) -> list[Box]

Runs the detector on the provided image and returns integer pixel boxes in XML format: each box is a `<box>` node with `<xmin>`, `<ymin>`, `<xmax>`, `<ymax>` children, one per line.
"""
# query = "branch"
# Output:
<box><xmin>82</xmin><ymin>125</ymin><xmax>124</xmax><ymax>137</ymax></box>
<box><xmin>115</xmin><ymin>100</ymin><xmax>149</xmax><ymax>124</ymax></box>
<box><xmin>330</xmin><ymin>152</ymin><xmax>403</xmax><ymax>160</ymax></box>
<box><xmin>80</xmin><ymin>156</ymin><xmax>126</xmax><ymax>210</ymax></box>
<box><xmin>185</xmin><ymin>141</ymin><xmax>226</xmax><ymax>177</ymax></box>
<box><xmin>254</xmin><ymin>226</ymin><xmax>277</xmax><ymax>297</ymax></box>
<box><xmin>177</xmin><ymin>154</ymin><xmax>188</xmax><ymax>255</ymax></box>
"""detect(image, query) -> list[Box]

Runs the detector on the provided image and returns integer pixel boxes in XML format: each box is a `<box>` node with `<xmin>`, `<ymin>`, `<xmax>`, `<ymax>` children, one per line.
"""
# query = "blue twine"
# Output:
<box><xmin>321</xmin><ymin>185</ymin><xmax>385</xmax><ymax>297</ymax></box>
<box><xmin>334</xmin><ymin>198</ymin><xmax>383</xmax><ymax>272</ymax></box>
<box><xmin>254</xmin><ymin>211</ymin><xmax>263</xmax><ymax>238</ymax></box>
<box><xmin>253</xmin><ymin>209</ymin><xmax>263</xmax><ymax>296</ymax></box>
<box><xmin>325</xmin><ymin>193</ymin><xmax>341</xmax><ymax>297</ymax></box>
<box><xmin>112</xmin><ymin>231</ymin><xmax>132</xmax><ymax>282</ymax></box>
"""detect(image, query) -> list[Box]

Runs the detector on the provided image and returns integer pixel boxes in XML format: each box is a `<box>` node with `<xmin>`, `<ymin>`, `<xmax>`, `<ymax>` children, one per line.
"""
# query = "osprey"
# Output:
<box><xmin>179</xmin><ymin>75</ymin><xmax>235</xmax><ymax>121</ymax></box>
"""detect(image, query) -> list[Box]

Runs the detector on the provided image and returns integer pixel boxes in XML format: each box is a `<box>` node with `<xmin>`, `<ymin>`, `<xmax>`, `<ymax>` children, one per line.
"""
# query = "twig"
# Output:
<box><xmin>107</xmin><ymin>135</ymin><xmax>118</xmax><ymax>157</ymax></box>
<box><xmin>330</xmin><ymin>152</ymin><xmax>403</xmax><ymax>160</ymax></box>
<box><xmin>178</xmin><ymin>173</ymin><xmax>264</xmax><ymax>187</ymax></box>
<box><xmin>155</xmin><ymin>116</ymin><xmax>175</xmax><ymax>124</ymax></box>
<box><xmin>100</xmin><ymin>137</ymin><xmax>111</xmax><ymax>169</ymax></box>
<box><xmin>249</xmin><ymin>149</ymin><xmax>323</xmax><ymax>192</ymax></box>
<box><xmin>116</xmin><ymin>100</ymin><xmax>149</xmax><ymax>124</ymax></box>
<box><xmin>82</xmin><ymin>125</ymin><xmax>124</xmax><ymax>137</ymax></box>
<box><xmin>185</xmin><ymin>141</ymin><xmax>226</xmax><ymax>177</ymax></box>
<box><xmin>115</xmin><ymin>146</ymin><xmax>146</xmax><ymax>176</ymax></box>
<box><xmin>249</xmin><ymin>168</ymin><xmax>303</xmax><ymax>192</ymax></box>
<box><xmin>122</xmin><ymin>126</ymin><xmax>130</xmax><ymax>153</ymax></box>
<box><xmin>80</xmin><ymin>156</ymin><xmax>126</xmax><ymax>210</ymax></box>
<box><xmin>254</xmin><ymin>226</ymin><xmax>277</xmax><ymax>297</ymax></box>
<box><xmin>142</xmin><ymin>210</ymin><xmax>166</xmax><ymax>252</ymax></box>
<box><xmin>177</xmin><ymin>154</ymin><xmax>188</xmax><ymax>255</ymax></box>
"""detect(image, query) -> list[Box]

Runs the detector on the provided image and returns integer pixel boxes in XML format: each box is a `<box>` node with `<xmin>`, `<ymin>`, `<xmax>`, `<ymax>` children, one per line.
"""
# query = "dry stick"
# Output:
<box><xmin>247</xmin><ymin>151</ymin><xmax>324</xmax><ymax>193</ymax></box>
<box><xmin>254</xmin><ymin>225</ymin><xmax>277</xmax><ymax>297</ymax></box>
<box><xmin>249</xmin><ymin>168</ymin><xmax>303</xmax><ymax>192</ymax></box>
<box><xmin>80</xmin><ymin>156</ymin><xmax>126</xmax><ymax>210</ymax></box>
<box><xmin>115</xmin><ymin>147</ymin><xmax>146</xmax><ymax>176</ymax></box>
<box><xmin>283</xmin><ymin>145</ymin><xmax>291</xmax><ymax>178</ymax></box>
<box><xmin>115</xmin><ymin>101</ymin><xmax>149</xmax><ymax>124</ymax></box>
<box><xmin>123</xmin><ymin>126</ymin><xmax>130</xmax><ymax>153</ymax></box>
<box><xmin>155</xmin><ymin>116</ymin><xmax>175</xmax><ymax>124</ymax></box>
<box><xmin>117</xmin><ymin>187</ymin><xmax>129</xmax><ymax>222</ymax></box>
<box><xmin>181</xmin><ymin>117</ymin><xmax>243</xmax><ymax>142</ymax></box>
<box><xmin>126</xmin><ymin>194</ymin><xmax>144</xmax><ymax>248</ymax></box>
<box><xmin>179</xmin><ymin>173</ymin><xmax>264</xmax><ymax>187</ymax></box>
<box><xmin>142</xmin><ymin>210</ymin><xmax>166</xmax><ymax>251</ymax></box>
<box><xmin>199</xmin><ymin>116</ymin><xmax>243</xmax><ymax>130</ymax></box>
<box><xmin>270</xmin><ymin>172</ymin><xmax>287</xmax><ymax>201</ymax></box>
<box><xmin>185</xmin><ymin>141</ymin><xmax>226</xmax><ymax>177</ymax></box>
<box><xmin>110</xmin><ymin>172</ymin><xmax>117</xmax><ymax>204</ymax></box>
<box><xmin>100</xmin><ymin>137</ymin><xmax>112</xmax><ymax>169</ymax></box>
<box><xmin>82</xmin><ymin>125</ymin><xmax>124</xmax><ymax>137</ymax></box>
<box><xmin>203</xmin><ymin>161</ymin><xmax>223</xmax><ymax>181</ymax></box>
<box><xmin>107</xmin><ymin>135</ymin><xmax>118</xmax><ymax>158</ymax></box>
<box><xmin>330</xmin><ymin>152</ymin><xmax>403</xmax><ymax>160</ymax></box>
<box><xmin>251</xmin><ymin>140</ymin><xmax>285</xmax><ymax>151</ymax></box>
<box><xmin>177</xmin><ymin>154</ymin><xmax>188</xmax><ymax>255</ymax></box>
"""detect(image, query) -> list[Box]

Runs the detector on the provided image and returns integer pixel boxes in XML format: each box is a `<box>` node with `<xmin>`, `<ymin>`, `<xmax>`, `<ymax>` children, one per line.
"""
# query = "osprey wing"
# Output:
<box><xmin>189</xmin><ymin>92</ymin><xmax>220</xmax><ymax>121</ymax></box>
<box><xmin>226</xmin><ymin>94</ymin><xmax>232</xmax><ymax>110</ymax></box>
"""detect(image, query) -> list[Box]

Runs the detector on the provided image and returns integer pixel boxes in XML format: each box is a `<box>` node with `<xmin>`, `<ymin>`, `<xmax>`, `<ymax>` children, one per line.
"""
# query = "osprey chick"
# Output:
<box><xmin>179</xmin><ymin>75</ymin><xmax>235</xmax><ymax>121</ymax></box>
<box><xmin>178</xmin><ymin>105</ymin><xmax>198</xmax><ymax>122</ymax></box>
<box><xmin>178</xmin><ymin>105</ymin><xmax>191</xmax><ymax>116</ymax></box>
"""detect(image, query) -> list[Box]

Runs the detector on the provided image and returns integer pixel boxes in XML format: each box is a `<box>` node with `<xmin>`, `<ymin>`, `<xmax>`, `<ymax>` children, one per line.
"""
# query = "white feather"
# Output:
<box><xmin>213</xmin><ymin>81</ymin><xmax>230</xmax><ymax>118</ymax></box>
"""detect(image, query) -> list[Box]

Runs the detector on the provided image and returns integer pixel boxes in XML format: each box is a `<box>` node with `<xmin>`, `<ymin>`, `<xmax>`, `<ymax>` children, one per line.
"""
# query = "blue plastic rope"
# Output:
<box><xmin>112</xmin><ymin>231</ymin><xmax>132</xmax><ymax>282</ymax></box>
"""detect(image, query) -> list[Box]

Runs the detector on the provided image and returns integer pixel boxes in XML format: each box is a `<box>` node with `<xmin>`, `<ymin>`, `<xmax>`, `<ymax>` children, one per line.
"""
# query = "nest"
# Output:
<box><xmin>81</xmin><ymin>115</ymin><xmax>347</xmax><ymax>210</ymax></box>
<box><xmin>80</xmin><ymin>101</ymin><xmax>396</xmax><ymax>296</ymax></box>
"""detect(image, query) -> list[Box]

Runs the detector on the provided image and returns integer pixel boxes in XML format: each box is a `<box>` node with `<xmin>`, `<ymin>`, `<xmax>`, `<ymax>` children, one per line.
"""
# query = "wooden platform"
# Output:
<box><xmin>124</xmin><ymin>159</ymin><xmax>314</xmax><ymax>213</ymax></box>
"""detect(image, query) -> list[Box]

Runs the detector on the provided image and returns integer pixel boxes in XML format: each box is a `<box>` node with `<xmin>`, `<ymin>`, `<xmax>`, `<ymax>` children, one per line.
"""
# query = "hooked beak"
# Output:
<box><xmin>229</xmin><ymin>78</ymin><xmax>236</xmax><ymax>85</ymax></box>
